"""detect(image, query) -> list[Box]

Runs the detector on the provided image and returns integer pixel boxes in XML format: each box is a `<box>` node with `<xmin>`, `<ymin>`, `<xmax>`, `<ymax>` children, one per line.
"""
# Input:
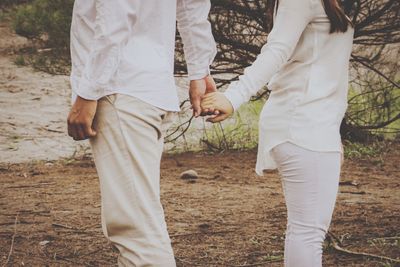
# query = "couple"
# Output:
<box><xmin>67</xmin><ymin>0</ymin><xmax>354</xmax><ymax>266</ymax></box>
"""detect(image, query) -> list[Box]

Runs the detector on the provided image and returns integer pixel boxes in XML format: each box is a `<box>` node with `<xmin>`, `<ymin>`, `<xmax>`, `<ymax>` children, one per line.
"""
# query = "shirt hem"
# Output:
<box><xmin>255</xmin><ymin>139</ymin><xmax>342</xmax><ymax>176</ymax></box>
<box><xmin>105</xmin><ymin>91</ymin><xmax>181</xmax><ymax>112</ymax></box>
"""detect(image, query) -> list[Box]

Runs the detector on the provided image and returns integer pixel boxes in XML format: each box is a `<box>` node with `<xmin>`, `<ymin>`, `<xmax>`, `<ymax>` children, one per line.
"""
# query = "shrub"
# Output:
<box><xmin>12</xmin><ymin>0</ymin><xmax>73</xmax><ymax>49</ymax></box>
<box><xmin>0</xmin><ymin>0</ymin><xmax>31</xmax><ymax>8</ymax></box>
<box><xmin>11</xmin><ymin>0</ymin><xmax>73</xmax><ymax>74</ymax></box>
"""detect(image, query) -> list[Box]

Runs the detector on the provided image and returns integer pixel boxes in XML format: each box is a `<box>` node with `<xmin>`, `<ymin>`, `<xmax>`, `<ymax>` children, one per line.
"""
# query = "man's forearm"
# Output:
<box><xmin>176</xmin><ymin>0</ymin><xmax>217</xmax><ymax>80</ymax></box>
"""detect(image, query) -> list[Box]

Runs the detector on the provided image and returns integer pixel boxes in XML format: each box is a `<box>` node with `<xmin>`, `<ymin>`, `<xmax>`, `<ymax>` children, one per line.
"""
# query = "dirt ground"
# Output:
<box><xmin>0</xmin><ymin>144</ymin><xmax>399</xmax><ymax>267</ymax></box>
<box><xmin>0</xmin><ymin>21</ymin><xmax>90</xmax><ymax>163</ymax></box>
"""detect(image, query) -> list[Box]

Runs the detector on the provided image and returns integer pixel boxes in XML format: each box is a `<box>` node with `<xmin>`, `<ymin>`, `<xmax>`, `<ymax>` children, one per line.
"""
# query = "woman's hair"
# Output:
<box><xmin>322</xmin><ymin>0</ymin><xmax>352</xmax><ymax>33</ymax></box>
<box><xmin>275</xmin><ymin>0</ymin><xmax>352</xmax><ymax>33</ymax></box>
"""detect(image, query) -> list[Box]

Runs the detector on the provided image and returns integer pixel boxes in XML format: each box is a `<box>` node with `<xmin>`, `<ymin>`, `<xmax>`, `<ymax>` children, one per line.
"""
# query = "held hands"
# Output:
<box><xmin>201</xmin><ymin>92</ymin><xmax>234</xmax><ymax>123</ymax></box>
<box><xmin>189</xmin><ymin>75</ymin><xmax>217</xmax><ymax>117</ymax></box>
<box><xmin>67</xmin><ymin>96</ymin><xmax>97</xmax><ymax>140</ymax></box>
<box><xmin>189</xmin><ymin>75</ymin><xmax>233</xmax><ymax>123</ymax></box>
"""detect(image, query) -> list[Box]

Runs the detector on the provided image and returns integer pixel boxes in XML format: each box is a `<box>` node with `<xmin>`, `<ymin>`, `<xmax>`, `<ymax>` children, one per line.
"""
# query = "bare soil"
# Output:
<box><xmin>0</xmin><ymin>145</ymin><xmax>399</xmax><ymax>267</ymax></box>
<box><xmin>0</xmin><ymin>21</ymin><xmax>90</xmax><ymax>163</ymax></box>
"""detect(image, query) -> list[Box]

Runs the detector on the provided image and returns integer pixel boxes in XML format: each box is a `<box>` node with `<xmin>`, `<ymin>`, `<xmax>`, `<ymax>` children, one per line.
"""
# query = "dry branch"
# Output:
<box><xmin>229</xmin><ymin>258</ymin><xmax>283</xmax><ymax>267</ymax></box>
<box><xmin>327</xmin><ymin>232</ymin><xmax>400</xmax><ymax>264</ymax></box>
<box><xmin>2</xmin><ymin>214</ymin><xmax>18</xmax><ymax>267</ymax></box>
<box><xmin>170</xmin><ymin>229</ymin><xmax>237</xmax><ymax>238</ymax></box>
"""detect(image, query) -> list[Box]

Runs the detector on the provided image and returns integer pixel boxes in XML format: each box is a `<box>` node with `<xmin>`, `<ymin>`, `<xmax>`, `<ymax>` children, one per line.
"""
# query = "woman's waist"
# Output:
<box><xmin>265</xmin><ymin>91</ymin><xmax>347</xmax><ymax>113</ymax></box>
<box><xmin>260</xmin><ymin>102</ymin><xmax>346</xmax><ymax>127</ymax></box>
<box><xmin>259</xmin><ymin>123</ymin><xmax>343</xmax><ymax>151</ymax></box>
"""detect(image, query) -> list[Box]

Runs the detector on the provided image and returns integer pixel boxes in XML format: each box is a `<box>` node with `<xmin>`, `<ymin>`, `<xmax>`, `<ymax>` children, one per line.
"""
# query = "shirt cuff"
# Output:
<box><xmin>73</xmin><ymin>77</ymin><xmax>104</xmax><ymax>101</ymax></box>
<box><xmin>223</xmin><ymin>82</ymin><xmax>246</xmax><ymax>111</ymax></box>
<box><xmin>187</xmin><ymin>65</ymin><xmax>211</xmax><ymax>80</ymax></box>
<box><xmin>187</xmin><ymin>46</ymin><xmax>217</xmax><ymax>80</ymax></box>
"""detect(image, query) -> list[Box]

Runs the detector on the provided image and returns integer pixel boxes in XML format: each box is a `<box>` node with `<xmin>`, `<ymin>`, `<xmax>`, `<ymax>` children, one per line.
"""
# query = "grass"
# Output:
<box><xmin>0</xmin><ymin>9</ymin><xmax>5</xmax><ymax>22</ymax></box>
<box><xmin>6</xmin><ymin>135</ymin><xmax>21</xmax><ymax>151</ymax></box>
<box><xmin>343</xmin><ymin>140</ymin><xmax>391</xmax><ymax>161</ymax></box>
<box><xmin>14</xmin><ymin>54</ymin><xmax>26</xmax><ymax>66</ymax></box>
<box><xmin>201</xmin><ymin>99</ymin><xmax>264</xmax><ymax>151</ymax></box>
<box><xmin>12</xmin><ymin>49</ymin><xmax>71</xmax><ymax>74</ymax></box>
<box><xmin>347</xmin><ymin>78</ymin><xmax>400</xmax><ymax>140</ymax></box>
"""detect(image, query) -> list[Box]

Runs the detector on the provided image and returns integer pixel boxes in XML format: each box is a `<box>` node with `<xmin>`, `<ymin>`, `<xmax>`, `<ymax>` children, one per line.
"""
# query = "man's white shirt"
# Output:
<box><xmin>70</xmin><ymin>0</ymin><xmax>217</xmax><ymax>111</ymax></box>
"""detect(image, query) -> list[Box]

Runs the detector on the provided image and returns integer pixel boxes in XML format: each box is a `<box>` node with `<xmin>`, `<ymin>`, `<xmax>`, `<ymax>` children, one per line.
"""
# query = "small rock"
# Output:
<box><xmin>198</xmin><ymin>223</ymin><xmax>211</xmax><ymax>230</ymax></box>
<box><xmin>180</xmin><ymin>170</ymin><xmax>198</xmax><ymax>180</ymax></box>
<box><xmin>39</xmin><ymin>240</ymin><xmax>50</xmax><ymax>246</ymax></box>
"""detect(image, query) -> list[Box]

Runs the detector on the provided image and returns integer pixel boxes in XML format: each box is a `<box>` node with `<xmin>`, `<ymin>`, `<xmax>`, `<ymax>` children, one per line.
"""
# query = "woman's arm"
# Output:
<box><xmin>224</xmin><ymin>0</ymin><xmax>315</xmax><ymax>110</ymax></box>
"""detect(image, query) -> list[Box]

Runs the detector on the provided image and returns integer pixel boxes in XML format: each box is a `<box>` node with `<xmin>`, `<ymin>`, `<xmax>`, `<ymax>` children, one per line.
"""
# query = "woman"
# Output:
<box><xmin>201</xmin><ymin>0</ymin><xmax>354</xmax><ymax>266</ymax></box>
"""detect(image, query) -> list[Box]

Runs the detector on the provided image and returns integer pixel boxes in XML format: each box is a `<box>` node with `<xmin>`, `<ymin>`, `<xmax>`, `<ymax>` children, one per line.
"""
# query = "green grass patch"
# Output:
<box><xmin>201</xmin><ymin>99</ymin><xmax>264</xmax><ymax>151</ymax></box>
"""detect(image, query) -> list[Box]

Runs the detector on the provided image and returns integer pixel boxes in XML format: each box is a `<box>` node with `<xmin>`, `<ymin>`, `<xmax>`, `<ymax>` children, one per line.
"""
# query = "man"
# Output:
<box><xmin>67</xmin><ymin>0</ymin><xmax>216</xmax><ymax>266</ymax></box>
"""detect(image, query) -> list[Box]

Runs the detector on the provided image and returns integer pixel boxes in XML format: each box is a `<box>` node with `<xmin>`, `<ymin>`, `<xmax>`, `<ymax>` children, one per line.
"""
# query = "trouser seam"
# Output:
<box><xmin>313</xmin><ymin>151</ymin><xmax>321</xmax><ymax>267</ymax></box>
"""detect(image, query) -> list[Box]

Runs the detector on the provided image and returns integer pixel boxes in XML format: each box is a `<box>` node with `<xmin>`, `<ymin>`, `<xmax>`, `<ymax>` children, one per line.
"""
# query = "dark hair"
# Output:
<box><xmin>322</xmin><ymin>0</ymin><xmax>352</xmax><ymax>33</ymax></box>
<box><xmin>275</xmin><ymin>0</ymin><xmax>352</xmax><ymax>33</ymax></box>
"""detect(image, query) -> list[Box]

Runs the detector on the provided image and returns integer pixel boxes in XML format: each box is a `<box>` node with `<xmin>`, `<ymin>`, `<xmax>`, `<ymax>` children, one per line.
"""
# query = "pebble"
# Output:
<box><xmin>180</xmin><ymin>170</ymin><xmax>199</xmax><ymax>180</ymax></box>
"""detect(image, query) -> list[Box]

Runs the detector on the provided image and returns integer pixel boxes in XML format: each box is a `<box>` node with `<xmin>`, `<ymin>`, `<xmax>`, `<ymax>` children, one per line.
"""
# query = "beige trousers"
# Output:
<box><xmin>90</xmin><ymin>94</ymin><xmax>176</xmax><ymax>267</ymax></box>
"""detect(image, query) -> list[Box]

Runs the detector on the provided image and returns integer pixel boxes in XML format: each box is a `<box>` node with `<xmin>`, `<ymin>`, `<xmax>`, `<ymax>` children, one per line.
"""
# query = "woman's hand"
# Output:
<box><xmin>201</xmin><ymin>92</ymin><xmax>234</xmax><ymax>123</ymax></box>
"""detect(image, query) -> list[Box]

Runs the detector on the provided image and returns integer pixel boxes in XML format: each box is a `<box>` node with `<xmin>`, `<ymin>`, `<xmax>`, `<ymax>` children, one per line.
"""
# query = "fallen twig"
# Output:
<box><xmin>170</xmin><ymin>230</ymin><xmax>236</xmax><ymax>238</ymax></box>
<box><xmin>327</xmin><ymin>232</ymin><xmax>400</xmax><ymax>264</ymax></box>
<box><xmin>51</xmin><ymin>223</ymin><xmax>76</xmax><ymax>230</ymax></box>
<box><xmin>339</xmin><ymin>191</ymin><xmax>366</xmax><ymax>195</ymax></box>
<box><xmin>175</xmin><ymin>257</ymin><xmax>208</xmax><ymax>266</ymax></box>
<box><xmin>339</xmin><ymin>181</ymin><xmax>359</xmax><ymax>187</ymax></box>
<box><xmin>6</xmin><ymin>182</ymin><xmax>56</xmax><ymax>189</ymax></box>
<box><xmin>200</xmin><ymin>138</ymin><xmax>221</xmax><ymax>151</ymax></box>
<box><xmin>50</xmin><ymin>252</ymin><xmax>91</xmax><ymax>266</ymax></box>
<box><xmin>51</xmin><ymin>223</ymin><xmax>90</xmax><ymax>235</ymax></box>
<box><xmin>79</xmin><ymin>247</ymin><xmax>104</xmax><ymax>257</ymax></box>
<box><xmin>2</xmin><ymin>214</ymin><xmax>18</xmax><ymax>267</ymax></box>
<box><xmin>176</xmin><ymin>255</ymin><xmax>283</xmax><ymax>267</ymax></box>
<box><xmin>369</xmin><ymin>236</ymin><xmax>400</xmax><ymax>241</ymax></box>
<box><xmin>40</xmin><ymin>126</ymin><xmax>64</xmax><ymax>134</ymax></box>
<box><xmin>229</xmin><ymin>258</ymin><xmax>283</xmax><ymax>267</ymax></box>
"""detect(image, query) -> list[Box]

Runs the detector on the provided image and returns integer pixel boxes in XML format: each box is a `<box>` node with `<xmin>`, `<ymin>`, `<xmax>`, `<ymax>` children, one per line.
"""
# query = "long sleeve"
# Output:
<box><xmin>176</xmin><ymin>0</ymin><xmax>217</xmax><ymax>80</ymax></box>
<box><xmin>224</xmin><ymin>0</ymin><xmax>315</xmax><ymax>110</ymax></box>
<box><xmin>73</xmin><ymin>0</ymin><xmax>137</xmax><ymax>100</ymax></box>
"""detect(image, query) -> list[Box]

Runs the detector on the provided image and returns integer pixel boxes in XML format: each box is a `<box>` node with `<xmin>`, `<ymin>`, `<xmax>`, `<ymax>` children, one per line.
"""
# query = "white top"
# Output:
<box><xmin>70</xmin><ymin>0</ymin><xmax>217</xmax><ymax>112</ymax></box>
<box><xmin>224</xmin><ymin>0</ymin><xmax>354</xmax><ymax>175</ymax></box>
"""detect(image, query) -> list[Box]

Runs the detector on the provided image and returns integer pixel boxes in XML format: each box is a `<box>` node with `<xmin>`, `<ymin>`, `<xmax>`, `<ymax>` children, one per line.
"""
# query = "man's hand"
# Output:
<box><xmin>189</xmin><ymin>75</ymin><xmax>216</xmax><ymax>117</ymax></box>
<box><xmin>67</xmin><ymin>96</ymin><xmax>98</xmax><ymax>140</ymax></box>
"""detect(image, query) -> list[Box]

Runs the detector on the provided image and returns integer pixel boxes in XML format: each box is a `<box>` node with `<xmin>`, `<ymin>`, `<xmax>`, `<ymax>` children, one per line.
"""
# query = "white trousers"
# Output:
<box><xmin>271</xmin><ymin>142</ymin><xmax>341</xmax><ymax>267</ymax></box>
<box><xmin>90</xmin><ymin>94</ymin><xmax>176</xmax><ymax>267</ymax></box>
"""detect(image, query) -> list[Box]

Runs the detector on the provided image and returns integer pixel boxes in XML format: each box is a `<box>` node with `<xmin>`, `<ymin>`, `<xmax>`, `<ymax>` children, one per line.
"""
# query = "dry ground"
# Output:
<box><xmin>0</xmin><ymin>143</ymin><xmax>399</xmax><ymax>267</ymax></box>
<box><xmin>0</xmin><ymin>21</ymin><xmax>88</xmax><ymax>163</ymax></box>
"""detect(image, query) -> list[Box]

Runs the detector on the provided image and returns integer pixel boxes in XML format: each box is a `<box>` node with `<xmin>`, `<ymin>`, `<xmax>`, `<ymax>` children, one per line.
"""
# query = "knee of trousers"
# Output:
<box><xmin>105</xmin><ymin>220</ymin><xmax>171</xmax><ymax>245</ymax></box>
